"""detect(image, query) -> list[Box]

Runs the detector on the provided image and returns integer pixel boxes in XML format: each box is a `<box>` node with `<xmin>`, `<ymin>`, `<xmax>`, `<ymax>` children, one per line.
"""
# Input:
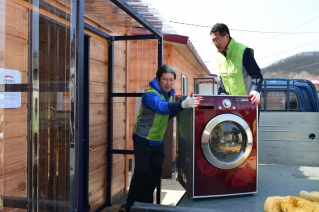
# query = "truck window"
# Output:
<box><xmin>260</xmin><ymin>90</ymin><xmax>298</xmax><ymax>111</ymax></box>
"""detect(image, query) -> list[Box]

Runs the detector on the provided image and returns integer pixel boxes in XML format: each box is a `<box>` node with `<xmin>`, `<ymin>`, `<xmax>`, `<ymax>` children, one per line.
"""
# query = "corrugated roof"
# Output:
<box><xmin>125</xmin><ymin>0</ymin><xmax>176</xmax><ymax>34</ymax></box>
<box><xmin>57</xmin><ymin>0</ymin><xmax>210</xmax><ymax>72</ymax></box>
<box><xmin>81</xmin><ymin>0</ymin><xmax>176</xmax><ymax>35</ymax></box>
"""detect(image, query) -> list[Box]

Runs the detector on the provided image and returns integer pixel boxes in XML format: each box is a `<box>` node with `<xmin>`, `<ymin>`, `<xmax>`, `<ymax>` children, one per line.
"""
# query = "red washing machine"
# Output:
<box><xmin>177</xmin><ymin>95</ymin><xmax>258</xmax><ymax>198</ymax></box>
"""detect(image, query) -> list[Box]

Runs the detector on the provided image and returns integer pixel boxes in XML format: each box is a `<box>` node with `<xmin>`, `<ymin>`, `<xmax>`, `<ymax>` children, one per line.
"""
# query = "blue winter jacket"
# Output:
<box><xmin>133</xmin><ymin>77</ymin><xmax>183</xmax><ymax>146</ymax></box>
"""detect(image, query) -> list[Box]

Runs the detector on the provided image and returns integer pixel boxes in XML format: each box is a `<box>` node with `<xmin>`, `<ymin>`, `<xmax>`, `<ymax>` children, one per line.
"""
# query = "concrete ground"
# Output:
<box><xmin>102</xmin><ymin>164</ymin><xmax>319</xmax><ymax>212</ymax></box>
<box><xmin>176</xmin><ymin>164</ymin><xmax>319</xmax><ymax>211</ymax></box>
<box><xmin>158</xmin><ymin>178</ymin><xmax>185</xmax><ymax>206</ymax></box>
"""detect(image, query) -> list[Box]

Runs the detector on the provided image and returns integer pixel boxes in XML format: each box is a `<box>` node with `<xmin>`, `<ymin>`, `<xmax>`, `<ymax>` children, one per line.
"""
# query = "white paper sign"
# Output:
<box><xmin>0</xmin><ymin>68</ymin><xmax>22</xmax><ymax>108</ymax></box>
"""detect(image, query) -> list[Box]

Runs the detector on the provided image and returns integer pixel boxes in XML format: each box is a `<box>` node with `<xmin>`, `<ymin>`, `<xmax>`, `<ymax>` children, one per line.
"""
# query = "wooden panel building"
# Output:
<box><xmin>0</xmin><ymin>0</ymin><xmax>215</xmax><ymax>211</ymax></box>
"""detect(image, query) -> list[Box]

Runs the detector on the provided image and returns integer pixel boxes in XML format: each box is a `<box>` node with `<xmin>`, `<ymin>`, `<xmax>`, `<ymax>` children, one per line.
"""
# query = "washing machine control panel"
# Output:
<box><xmin>196</xmin><ymin>95</ymin><xmax>256</xmax><ymax>110</ymax></box>
<box><xmin>222</xmin><ymin>99</ymin><xmax>231</xmax><ymax>108</ymax></box>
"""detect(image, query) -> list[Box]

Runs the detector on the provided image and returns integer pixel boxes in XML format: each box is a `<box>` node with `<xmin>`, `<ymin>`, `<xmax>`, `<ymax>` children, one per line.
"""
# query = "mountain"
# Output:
<box><xmin>261</xmin><ymin>51</ymin><xmax>319</xmax><ymax>78</ymax></box>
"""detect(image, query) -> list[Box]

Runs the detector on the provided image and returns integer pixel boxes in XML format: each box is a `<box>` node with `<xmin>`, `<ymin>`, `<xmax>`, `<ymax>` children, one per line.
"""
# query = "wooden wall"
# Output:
<box><xmin>128</xmin><ymin>40</ymin><xmax>158</xmax><ymax>154</ymax></box>
<box><xmin>85</xmin><ymin>30</ymin><xmax>108</xmax><ymax>211</ymax></box>
<box><xmin>167</xmin><ymin>43</ymin><xmax>202</xmax><ymax>94</ymax></box>
<box><xmin>128</xmin><ymin>41</ymin><xmax>204</xmax><ymax>172</ymax></box>
<box><xmin>0</xmin><ymin>0</ymin><xmax>28</xmax><ymax>205</ymax></box>
<box><xmin>164</xmin><ymin>43</ymin><xmax>204</xmax><ymax>163</ymax></box>
<box><xmin>128</xmin><ymin>40</ymin><xmax>204</xmax><ymax>136</ymax></box>
<box><xmin>85</xmin><ymin>31</ymin><xmax>128</xmax><ymax>211</ymax></box>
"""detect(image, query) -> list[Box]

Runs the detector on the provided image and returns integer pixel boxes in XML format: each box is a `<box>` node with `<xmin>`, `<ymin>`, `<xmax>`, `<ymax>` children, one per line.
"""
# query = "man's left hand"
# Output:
<box><xmin>249</xmin><ymin>91</ymin><xmax>260</xmax><ymax>104</ymax></box>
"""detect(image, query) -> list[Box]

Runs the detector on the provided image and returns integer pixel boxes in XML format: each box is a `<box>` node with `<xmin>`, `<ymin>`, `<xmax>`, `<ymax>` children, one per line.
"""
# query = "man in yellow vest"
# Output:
<box><xmin>210</xmin><ymin>23</ymin><xmax>263</xmax><ymax>104</ymax></box>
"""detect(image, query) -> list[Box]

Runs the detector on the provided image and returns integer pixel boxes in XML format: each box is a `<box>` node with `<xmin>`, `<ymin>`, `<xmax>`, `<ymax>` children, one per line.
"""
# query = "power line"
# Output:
<box><xmin>281</xmin><ymin>62</ymin><xmax>319</xmax><ymax>73</ymax></box>
<box><xmin>168</xmin><ymin>21</ymin><xmax>319</xmax><ymax>34</ymax></box>
<box><xmin>267</xmin><ymin>6</ymin><xmax>319</xmax><ymax>31</ymax></box>
<box><xmin>257</xmin><ymin>40</ymin><xmax>319</xmax><ymax>60</ymax></box>
<box><xmin>254</xmin><ymin>14</ymin><xmax>319</xmax><ymax>45</ymax></box>
<box><xmin>251</xmin><ymin>5</ymin><xmax>319</xmax><ymax>44</ymax></box>
<box><xmin>168</xmin><ymin>7</ymin><xmax>319</xmax><ymax>72</ymax></box>
<box><xmin>211</xmin><ymin>59</ymin><xmax>319</xmax><ymax>73</ymax></box>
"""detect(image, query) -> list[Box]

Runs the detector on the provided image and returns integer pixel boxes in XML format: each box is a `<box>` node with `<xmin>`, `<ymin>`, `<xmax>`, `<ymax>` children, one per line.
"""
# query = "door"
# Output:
<box><xmin>201</xmin><ymin>113</ymin><xmax>253</xmax><ymax>169</ymax></box>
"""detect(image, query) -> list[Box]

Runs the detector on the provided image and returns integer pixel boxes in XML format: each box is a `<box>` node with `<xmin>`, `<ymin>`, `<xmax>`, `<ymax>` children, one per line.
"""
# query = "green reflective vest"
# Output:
<box><xmin>216</xmin><ymin>38</ymin><xmax>252</xmax><ymax>95</ymax></box>
<box><xmin>133</xmin><ymin>88</ymin><xmax>173</xmax><ymax>141</ymax></box>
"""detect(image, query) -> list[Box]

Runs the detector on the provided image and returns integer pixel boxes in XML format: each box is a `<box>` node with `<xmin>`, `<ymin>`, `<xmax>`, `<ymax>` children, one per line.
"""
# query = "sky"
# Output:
<box><xmin>147</xmin><ymin>0</ymin><xmax>319</xmax><ymax>76</ymax></box>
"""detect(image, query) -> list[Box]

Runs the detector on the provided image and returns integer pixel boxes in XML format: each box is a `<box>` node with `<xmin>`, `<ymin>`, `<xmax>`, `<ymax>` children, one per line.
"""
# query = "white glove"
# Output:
<box><xmin>249</xmin><ymin>91</ymin><xmax>260</xmax><ymax>104</ymax></box>
<box><xmin>181</xmin><ymin>95</ymin><xmax>200</xmax><ymax>108</ymax></box>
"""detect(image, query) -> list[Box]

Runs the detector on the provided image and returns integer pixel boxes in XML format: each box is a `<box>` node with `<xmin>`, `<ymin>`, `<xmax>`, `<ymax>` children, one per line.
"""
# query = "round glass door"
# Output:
<box><xmin>201</xmin><ymin>114</ymin><xmax>253</xmax><ymax>169</ymax></box>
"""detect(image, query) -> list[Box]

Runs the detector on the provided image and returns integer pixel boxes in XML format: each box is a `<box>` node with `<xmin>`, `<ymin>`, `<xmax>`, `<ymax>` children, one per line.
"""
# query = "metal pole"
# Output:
<box><xmin>155</xmin><ymin>36</ymin><xmax>163</xmax><ymax>205</ymax></box>
<box><xmin>106</xmin><ymin>38</ymin><xmax>115</xmax><ymax>206</ymax></box>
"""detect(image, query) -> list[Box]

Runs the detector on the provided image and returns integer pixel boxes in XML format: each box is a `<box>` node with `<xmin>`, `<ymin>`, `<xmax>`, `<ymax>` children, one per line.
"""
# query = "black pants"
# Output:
<box><xmin>126</xmin><ymin>139</ymin><xmax>165</xmax><ymax>211</ymax></box>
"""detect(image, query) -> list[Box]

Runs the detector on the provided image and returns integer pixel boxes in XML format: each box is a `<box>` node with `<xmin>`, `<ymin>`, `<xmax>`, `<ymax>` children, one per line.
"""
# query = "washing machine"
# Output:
<box><xmin>176</xmin><ymin>95</ymin><xmax>258</xmax><ymax>198</ymax></box>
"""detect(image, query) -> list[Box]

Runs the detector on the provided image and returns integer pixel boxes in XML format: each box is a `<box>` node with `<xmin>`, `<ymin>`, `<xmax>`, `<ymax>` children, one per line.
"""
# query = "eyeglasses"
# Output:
<box><xmin>211</xmin><ymin>35</ymin><xmax>225</xmax><ymax>44</ymax></box>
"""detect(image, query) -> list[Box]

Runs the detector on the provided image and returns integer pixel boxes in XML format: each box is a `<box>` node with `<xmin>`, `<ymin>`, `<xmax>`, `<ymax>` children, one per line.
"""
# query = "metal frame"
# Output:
<box><xmin>70</xmin><ymin>0</ymin><xmax>90</xmax><ymax>211</ymax></box>
<box><xmin>51</xmin><ymin>0</ymin><xmax>164</xmax><ymax>209</ymax></box>
<box><xmin>104</xmin><ymin>0</ymin><xmax>163</xmax><ymax>209</ymax></box>
<box><xmin>106</xmin><ymin>36</ymin><xmax>162</xmax><ymax>209</ymax></box>
<box><xmin>78</xmin><ymin>33</ymin><xmax>91</xmax><ymax>212</ymax></box>
<box><xmin>84</xmin><ymin>28</ymin><xmax>163</xmax><ymax>212</ymax></box>
<box><xmin>2</xmin><ymin>0</ymin><xmax>163</xmax><ymax>210</ymax></box>
<box><xmin>81</xmin><ymin>0</ymin><xmax>164</xmax><ymax>209</ymax></box>
<box><xmin>110</xmin><ymin>0</ymin><xmax>162</xmax><ymax>37</ymax></box>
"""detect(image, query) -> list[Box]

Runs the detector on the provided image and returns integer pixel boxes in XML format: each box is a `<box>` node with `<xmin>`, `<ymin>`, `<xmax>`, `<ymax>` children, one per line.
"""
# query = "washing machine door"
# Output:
<box><xmin>201</xmin><ymin>113</ymin><xmax>253</xmax><ymax>170</ymax></box>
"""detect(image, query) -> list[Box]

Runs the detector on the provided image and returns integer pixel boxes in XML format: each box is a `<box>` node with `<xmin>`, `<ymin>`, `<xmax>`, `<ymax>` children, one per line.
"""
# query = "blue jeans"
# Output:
<box><xmin>126</xmin><ymin>135</ymin><xmax>165</xmax><ymax>211</ymax></box>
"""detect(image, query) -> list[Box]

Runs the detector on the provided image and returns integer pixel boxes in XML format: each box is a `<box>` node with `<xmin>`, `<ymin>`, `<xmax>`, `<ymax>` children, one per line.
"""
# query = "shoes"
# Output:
<box><xmin>119</xmin><ymin>204</ymin><xmax>128</xmax><ymax>212</ymax></box>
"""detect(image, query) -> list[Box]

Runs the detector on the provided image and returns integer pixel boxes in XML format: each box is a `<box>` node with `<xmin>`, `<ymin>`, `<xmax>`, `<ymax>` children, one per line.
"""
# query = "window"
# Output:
<box><xmin>193</xmin><ymin>78</ymin><xmax>215</xmax><ymax>95</ymax></box>
<box><xmin>260</xmin><ymin>90</ymin><xmax>298</xmax><ymax>111</ymax></box>
<box><xmin>182</xmin><ymin>75</ymin><xmax>188</xmax><ymax>95</ymax></box>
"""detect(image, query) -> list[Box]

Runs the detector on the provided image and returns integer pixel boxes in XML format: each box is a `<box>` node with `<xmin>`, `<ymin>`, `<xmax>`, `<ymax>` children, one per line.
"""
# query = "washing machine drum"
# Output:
<box><xmin>201</xmin><ymin>113</ymin><xmax>253</xmax><ymax>170</ymax></box>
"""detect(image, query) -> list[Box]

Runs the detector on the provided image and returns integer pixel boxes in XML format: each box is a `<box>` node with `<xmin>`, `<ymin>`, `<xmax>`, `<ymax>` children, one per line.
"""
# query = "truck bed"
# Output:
<box><xmin>259</xmin><ymin>112</ymin><xmax>319</xmax><ymax>166</ymax></box>
<box><xmin>175</xmin><ymin>111</ymin><xmax>319</xmax><ymax>211</ymax></box>
<box><xmin>177</xmin><ymin>164</ymin><xmax>319</xmax><ymax>211</ymax></box>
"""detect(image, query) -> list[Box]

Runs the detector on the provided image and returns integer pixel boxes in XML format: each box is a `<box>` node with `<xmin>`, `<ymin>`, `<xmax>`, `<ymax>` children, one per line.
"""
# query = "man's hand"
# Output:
<box><xmin>249</xmin><ymin>91</ymin><xmax>260</xmax><ymax>104</ymax></box>
<box><xmin>181</xmin><ymin>92</ymin><xmax>201</xmax><ymax>108</ymax></box>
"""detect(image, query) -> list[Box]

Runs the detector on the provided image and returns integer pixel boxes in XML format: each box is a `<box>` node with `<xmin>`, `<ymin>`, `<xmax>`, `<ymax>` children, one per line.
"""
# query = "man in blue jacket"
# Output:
<box><xmin>124</xmin><ymin>64</ymin><xmax>200</xmax><ymax>212</ymax></box>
